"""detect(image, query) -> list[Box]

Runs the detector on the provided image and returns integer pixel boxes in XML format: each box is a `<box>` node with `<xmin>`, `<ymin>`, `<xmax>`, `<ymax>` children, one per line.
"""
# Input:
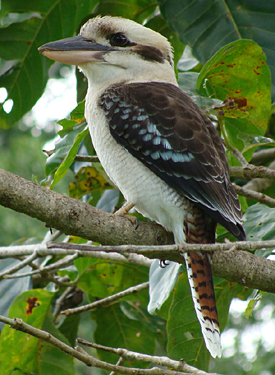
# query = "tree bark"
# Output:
<box><xmin>1</xmin><ymin>168</ymin><xmax>275</xmax><ymax>293</ymax></box>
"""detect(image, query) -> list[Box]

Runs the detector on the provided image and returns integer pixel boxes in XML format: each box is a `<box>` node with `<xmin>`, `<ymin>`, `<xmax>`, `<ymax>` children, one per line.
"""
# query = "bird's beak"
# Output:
<box><xmin>38</xmin><ymin>35</ymin><xmax>114</xmax><ymax>65</ymax></box>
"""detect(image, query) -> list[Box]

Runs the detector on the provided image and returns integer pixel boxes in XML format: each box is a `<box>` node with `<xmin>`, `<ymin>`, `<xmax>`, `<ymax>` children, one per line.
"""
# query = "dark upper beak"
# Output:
<box><xmin>38</xmin><ymin>35</ymin><xmax>115</xmax><ymax>65</ymax></box>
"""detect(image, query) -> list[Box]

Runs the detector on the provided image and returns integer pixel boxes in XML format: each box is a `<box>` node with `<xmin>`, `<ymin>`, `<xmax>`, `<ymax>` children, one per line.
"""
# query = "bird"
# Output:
<box><xmin>39</xmin><ymin>16</ymin><xmax>246</xmax><ymax>358</ymax></box>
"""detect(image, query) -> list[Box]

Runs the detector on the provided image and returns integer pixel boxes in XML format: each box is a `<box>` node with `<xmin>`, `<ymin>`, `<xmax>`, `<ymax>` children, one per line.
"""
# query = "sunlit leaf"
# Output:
<box><xmin>48</xmin><ymin>126</ymin><xmax>89</xmax><ymax>189</ymax></box>
<box><xmin>57</xmin><ymin>100</ymin><xmax>85</xmax><ymax>137</ymax></box>
<box><xmin>244</xmin><ymin>292</ymin><xmax>264</xmax><ymax>319</ymax></box>
<box><xmin>148</xmin><ymin>260</ymin><xmax>182</xmax><ymax>314</ymax></box>
<box><xmin>39</xmin><ymin>310</ymin><xmax>75</xmax><ymax>375</ymax></box>
<box><xmin>159</xmin><ymin>0</ymin><xmax>275</xmax><ymax>96</ymax></box>
<box><xmin>197</xmin><ymin>40</ymin><xmax>271</xmax><ymax>143</ymax></box>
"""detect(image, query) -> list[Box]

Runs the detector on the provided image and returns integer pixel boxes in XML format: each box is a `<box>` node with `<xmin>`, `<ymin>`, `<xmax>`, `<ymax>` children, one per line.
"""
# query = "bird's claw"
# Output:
<box><xmin>114</xmin><ymin>203</ymin><xmax>139</xmax><ymax>229</ymax></box>
<box><xmin>160</xmin><ymin>260</ymin><xmax>170</xmax><ymax>268</ymax></box>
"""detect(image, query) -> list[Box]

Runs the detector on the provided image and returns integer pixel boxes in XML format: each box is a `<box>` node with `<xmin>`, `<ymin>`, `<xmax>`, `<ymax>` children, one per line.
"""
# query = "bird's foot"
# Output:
<box><xmin>115</xmin><ymin>202</ymin><xmax>139</xmax><ymax>229</ymax></box>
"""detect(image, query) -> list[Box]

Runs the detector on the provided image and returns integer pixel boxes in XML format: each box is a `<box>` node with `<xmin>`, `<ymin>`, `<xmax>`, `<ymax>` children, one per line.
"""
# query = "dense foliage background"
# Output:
<box><xmin>1</xmin><ymin>1</ymin><xmax>275</xmax><ymax>374</ymax></box>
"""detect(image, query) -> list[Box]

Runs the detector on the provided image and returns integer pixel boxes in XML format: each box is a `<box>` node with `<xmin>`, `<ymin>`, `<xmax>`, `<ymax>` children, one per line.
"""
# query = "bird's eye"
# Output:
<box><xmin>109</xmin><ymin>33</ymin><xmax>130</xmax><ymax>47</ymax></box>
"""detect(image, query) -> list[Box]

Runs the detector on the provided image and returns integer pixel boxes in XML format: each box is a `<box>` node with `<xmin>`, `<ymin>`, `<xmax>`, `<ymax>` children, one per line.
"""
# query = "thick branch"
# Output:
<box><xmin>1</xmin><ymin>169</ymin><xmax>275</xmax><ymax>293</ymax></box>
<box><xmin>0</xmin><ymin>169</ymin><xmax>173</xmax><ymax>246</ymax></box>
<box><xmin>48</xmin><ymin>241</ymin><xmax>275</xmax><ymax>293</ymax></box>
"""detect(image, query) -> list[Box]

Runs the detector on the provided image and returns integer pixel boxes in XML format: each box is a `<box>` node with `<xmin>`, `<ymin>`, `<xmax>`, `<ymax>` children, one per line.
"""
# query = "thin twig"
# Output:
<box><xmin>1</xmin><ymin>240</ymin><xmax>275</xmax><ymax>292</ymax></box>
<box><xmin>220</xmin><ymin>123</ymin><xmax>247</xmax><ymax>166</ymax></box>
<box><xmin>74</xmin><ymin>155</ymin><xmax>100</xmax><ymax>163</ymax></box>
<box><xmin>229</xmin><ymin>147</ymin><xmax>248</xmax><ymax>166</ymax></box>
<box><xmin>47</xmin><ymin>240</ymin><xmax>275</xmax><ymax>256</ymax></box>
<box><xmin>0</xmin><ymin>244</ymin><xmax>151</xmax><ymax>267</ymax></box>
<box><xmin>0</xmin><ymin>252</ymin><xmax>38</xmax><ymax>279</ymax></box>
<box><xmin>250</xmin><ymin>148</ymin><xmax>275</xmax><ymax>165</ymax></box>
<box><xmin>77</xmin><ymin>339</ymin><xmax>221</xmax><ymax>375</ymax></box>
<box><xmin>0</xmin><ymin>315</ymin><xmax>211</xmax><ymax>375</ymax></box>
<box><xmin>42</xmin><ymin>229</ymin><xmax>63</xmax><ymax>244</ymax></box>
<box><xmin>233</xmin><ymin>184</ymin><xmax>275</xmax><ymax>207</ymax></box>
<box><xmin>243</xmin><ymin>160</ymin><xmax>275</xmax><ymax>192</ymax></box>
<box><xmin>62</xmin><ymin>281</ymin><xmax>149</xmax><ymax>316</ymax></box>
<box><xmin>110</xmin><ymin>356</ymin><xmax>125</xmax><ymax>375</ymax></box>
<box><xmin>230</xmin><ymin>164</ymin><xmax>275</xmax><ymax>180</ymax></box>
<box><xmin>53</xmin><ymin>286</ymin><xmax>76</xmax><ymax>320</ymax></box>
<box><xmin>3</xmin><ymin>254</ymin><xmax>78</xmax><ymax>279</ymax></box>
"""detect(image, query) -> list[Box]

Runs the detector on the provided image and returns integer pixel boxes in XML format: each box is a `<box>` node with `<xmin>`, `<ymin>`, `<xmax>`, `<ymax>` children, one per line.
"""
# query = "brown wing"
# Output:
<box><xmin>101</xmin><ymin>81</ymin><xmax>245</xmax><ymax>240</ymax></box>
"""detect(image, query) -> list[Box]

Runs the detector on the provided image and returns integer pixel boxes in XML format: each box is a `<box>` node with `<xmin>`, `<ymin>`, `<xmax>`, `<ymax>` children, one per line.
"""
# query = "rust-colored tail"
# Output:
<box><xmin>184</xmin><ymin>206</ymin><xmax>221</xmax><ymax>358</ymax></box>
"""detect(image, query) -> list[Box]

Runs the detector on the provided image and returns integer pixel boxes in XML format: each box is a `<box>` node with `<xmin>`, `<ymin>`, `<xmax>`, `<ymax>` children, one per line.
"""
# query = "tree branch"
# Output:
<box><xmin>78</xmin><ymin>339</ymin><xmax>221</xmax><ymax>375</ymax></box>
<box><xmin>250</xmin><ymin>148</ymin><xmax>275</xmax><ymax>165</ymax></box>
<box><xmin>47</xmin><ymin>241</ymin><xmax>275</xmax><ymax>293</ymax></box>
<box><xmin>61</xmin><ymin>281</ymin><xmax>149</xmax><ymax>316</ymax></box>
<box><xmin>230</xmin><ymin>164</ymin><xmax>275</xmax><ymax>180</ymax></box>
<box><xmin>233</xmin><ymin>184</ymin><xmax>275</xmax><ymax>207</ymax></box>
<box><xmin>242</xmin><ymin>160</ymin><xmax>275</xmax><ymax>192</ymax></box>
<box><xmin>0</xmin><ymin>169</ymin><xmax>173</xmax><ymax>246</ymax></box>
<box><xmin>1</xmin><ymin>169</ymin><xmax>275</xmax><ymax>293</ymax></box>
<box><xmin>0</xmin><ymin>315</ymin><xmax>220</xmax><ymax>375</ymax></box>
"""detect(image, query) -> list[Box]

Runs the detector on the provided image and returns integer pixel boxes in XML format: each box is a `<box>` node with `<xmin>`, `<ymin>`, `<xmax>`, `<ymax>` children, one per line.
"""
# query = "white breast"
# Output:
<box><xmin>85</xmin><ymin>88</ymin><xmax>188</xmax><ymax>243</ymax></box>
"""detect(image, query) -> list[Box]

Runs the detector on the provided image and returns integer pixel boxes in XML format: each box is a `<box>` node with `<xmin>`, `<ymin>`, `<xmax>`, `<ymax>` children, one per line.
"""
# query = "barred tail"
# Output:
<box><xmin>184</xmin><ymin>251</ymin><xmax>221</xmax><ymax>357</ymax></box>
<box><xmin>184</xmin><ymin>207</ymin><xmax>222</xmax><ymax>358</ymax></box>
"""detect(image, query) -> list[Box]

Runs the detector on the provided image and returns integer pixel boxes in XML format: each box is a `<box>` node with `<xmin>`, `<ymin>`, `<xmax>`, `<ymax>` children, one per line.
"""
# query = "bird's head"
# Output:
<box><xmin>39</xmin><ymin>16</ymin><xmax>176</xmax><ymax>87</ymax></box>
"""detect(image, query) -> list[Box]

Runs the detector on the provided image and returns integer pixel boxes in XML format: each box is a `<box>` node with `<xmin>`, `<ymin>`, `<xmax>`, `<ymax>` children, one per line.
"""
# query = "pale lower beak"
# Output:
<box><xmin>38</xmin><ymin>35</ymin><xmax>115</xmax><ymax>65</ymax></box>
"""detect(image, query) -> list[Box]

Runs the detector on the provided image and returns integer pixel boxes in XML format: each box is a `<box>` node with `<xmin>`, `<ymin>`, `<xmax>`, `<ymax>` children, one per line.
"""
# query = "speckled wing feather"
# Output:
<box><xmin>101</xmin><ymin>82</ymin><xmax>245</xmax><ymax>241</ymax></box>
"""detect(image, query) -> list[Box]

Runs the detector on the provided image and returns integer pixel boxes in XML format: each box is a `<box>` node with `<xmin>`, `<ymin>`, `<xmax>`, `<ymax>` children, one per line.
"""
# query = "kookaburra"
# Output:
<box><xmin>39</xmin><ymin>16</ymin><xmax>245</xmax><ymax>358</ymax></box>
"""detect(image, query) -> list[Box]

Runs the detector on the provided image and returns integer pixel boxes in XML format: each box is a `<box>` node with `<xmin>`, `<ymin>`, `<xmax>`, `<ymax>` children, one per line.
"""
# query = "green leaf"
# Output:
<box><xmin>39</xmin><ymin>309</ymin><xmax>75</xmax><ymax>375</ymax></box>
<box><xmin>0</xmin><ymin>289</ymin><xmax>75</xmax><ymax>374</ymax></box>
<box><xmin>75</xmin><ymin>258</ymin><xmax>124</xmax><ymax>298</ymax></box>
<box><xmin>120</xmin><ymin>300</ymin><xmax>167</xmax><ymax>350</ymax></box>
<box><xmin>118</xmin><ymin>263</ymin><xmax>149</xmax><ymax>306</ymax></box>
<box><xmin>93</xmin><ymin>304</ymin><xmax>156</xmax><ymax>367</ymax></box>
<box><xmin>50</xmin><ymin>126</ymin><xmax>89</xmax><ymax>189</ymax></box>
<box><xmin>167</xmin><ymin>273</ymin><xmax>250</xmax><ymax>370</ymax></box>
<box><xmin>178</xmin><ymin>72</ymin><xmax>222</xmax><ymax>110</ymax></box>
<box><xmin>159</xmin><ymin>0</ymin><xmax>275</xmax><ymax>94</ymax></box>
<box><xmin>69</xmin><ymin>165</ymin><xmax>113</xmax><ymax>199</ymax></box>
<box><xmin>244</xmin><ymin>292</ymin><xmax>264</xmax><ymax>319</ymax></box>
<box><xmin>0</xmin><ymin>258</ymin><xmax>31</xmax><ymax>319</ymax></box>
<box><xmin>57</xmin><ymin>100</ymin><xmax>85</xmax><ymax>136</ymax></box>
<box><xmin>197</xmin><ymin>40</ymin><xmax>271</xmax><ymax>139</ymax></box>
<box><xmin>0</xmin><ymin>0</ymin><xmax>98</xmax><ymax>127</ymax></box>
<box><xmin>0</xmin><ymin>289</ymin><xmax>52</xmax><ymax>374</ymax></box>
<box><xmin>44</xmin><ymin>100</ymin><xmax>89</xmax><ymax>187</ymax></box>
<box><xmin>95</xmin><ymin>0</ymin><xmax>158</xmax><ymax>23</ymax></box>
<box><xmin>243</xmin><ymin>204</ymin><xmax>275</xmax><ymax>242</ymax></box>
<box><xmin>167</xmin><ymin>273</ymin><xmax>210</xmax><ymax>370</ymax></box>
<box><xmin>59</xmin><ymin>314</ymin><xmax>81</xmax><ymax>346</ymax></box>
